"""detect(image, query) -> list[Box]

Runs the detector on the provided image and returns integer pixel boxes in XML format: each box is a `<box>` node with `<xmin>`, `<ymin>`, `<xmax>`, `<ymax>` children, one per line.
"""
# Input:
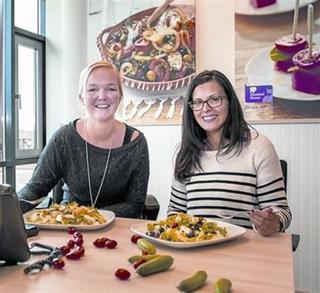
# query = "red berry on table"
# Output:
<box><xmin>93</xmin><ymin>238</ymin><xmax>105</xmax><ymax>248</ymax></box>
<box><xmin>67</xmin><ymin>227</ymin><xmax>76</xmax><ymax>235</ymax></box>
<box><xmin>67</xmin><ymin>239</ymin><xmax>76</xmax><ymax>248</ymax></box>
<box><xmin>74</xmin><ymin>237</ymin><xmax>84</xmax><ymax>247</ymax></box>
<box><xmin>66</xmin><ymin>250</ymin><xmax>82</xmax><ymax>260</ymax></box>
<box><xmin>59</xmin><ymin>245</ymin><xmax>71</xmax><ymax>255</ymax></box>
<box><xmin>52</xmin><ymin>258</ymin><xmax>65</xmax><ymax>269</ymax></box>
<box><xmin>105</xmin><ymin>239</ymin><xmax>118</xmax><ymax>249</ymax></box>
<box><xmin>76</xmin><ymin>246</ymin><xmax>85</xmax><ymax>257</ymax></box>
<box><xmin>133</xmin><ymin>259</ymin><xmax>147</xmax><ymax>269</ymax></box>
<box><xmin>100</xmin><ymin>237</ymin><xmax>109</xmax><ymax>245</ymax></box>
<box><xmin>115</xmin><ymin>268</ymin><xmax>131</xmax><ymax>280</ymax></box>
<box><xmin>141</xmin><ymin>251</ymin><xmax>148</xmax><ymax>255</ymax></box>
<box><xmin>73</xmin><ymin>232</ymin><xmax>83</xmax><ymax>239</ymax></box>
<box><xmin>131</xmin><ymin>235</ymin><xmax>142</xmax><ymax>244</ymax></box>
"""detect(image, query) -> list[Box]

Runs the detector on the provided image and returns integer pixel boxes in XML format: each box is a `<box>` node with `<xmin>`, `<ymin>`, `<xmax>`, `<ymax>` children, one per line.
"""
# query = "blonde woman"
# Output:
<box><xmin>19</xmin><ymin>61</ymin><xmax>149</xmax><ymax>218</ymax></box>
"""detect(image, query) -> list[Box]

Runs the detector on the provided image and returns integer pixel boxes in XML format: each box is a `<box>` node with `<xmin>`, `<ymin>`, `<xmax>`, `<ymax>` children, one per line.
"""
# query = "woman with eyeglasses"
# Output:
<box><xmin>167</xmin><ymin>70</ymin><xmax>291</xmax><ymax>236</ymax></box>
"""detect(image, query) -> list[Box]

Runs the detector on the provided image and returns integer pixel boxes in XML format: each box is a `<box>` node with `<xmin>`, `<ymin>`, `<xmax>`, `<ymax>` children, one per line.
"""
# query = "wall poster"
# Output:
<box><xmin>89</xmin><ymin>0</ymin><xmax>195</xmax><ymax>125</ymax></box>
<box><xmin>235</xmin><ymin>0</ymin><xmax>320</xmax><ymax>123</ymax></box>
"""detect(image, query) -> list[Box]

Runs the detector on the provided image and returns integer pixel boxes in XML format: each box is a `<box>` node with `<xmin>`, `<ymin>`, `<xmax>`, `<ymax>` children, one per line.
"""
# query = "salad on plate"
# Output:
<box><xmin>146</xmin><ymin>213</ymin><xmax>228</xmax><ymax>243</ymax></box>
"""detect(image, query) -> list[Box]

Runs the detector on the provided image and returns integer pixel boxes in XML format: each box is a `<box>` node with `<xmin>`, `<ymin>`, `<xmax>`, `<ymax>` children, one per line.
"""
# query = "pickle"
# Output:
<box><xmin>177</xmin><ymin>270</ymin><xmax>207</xmax><ymax>292</ymax></box>
<box><xmin>137</xmin><ymin>238</ymin><xmax>157</xmax><ymax>255</ymax></box>
<box><xmin>136</xmin><ymin>255</ymin><xmax>174</xmax><ymax>277</ymax></box>
<box><xmin>214</xmin><ymin>278</ymin><xmax>232</xmax><ymax>293</ymax></box>
<box><xmin>127</xmin><ymin>254</ymin><xmax>159</xmax><ymax>264</ymax></box>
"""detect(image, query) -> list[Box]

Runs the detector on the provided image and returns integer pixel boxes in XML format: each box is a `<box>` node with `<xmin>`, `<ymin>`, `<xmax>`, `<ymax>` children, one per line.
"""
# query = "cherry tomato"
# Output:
<box><xmin>93</xmin><ymin>238</ymin><xmax>105</xmax><ymax>248</ymax></box>
<box><xmin>59</xmin><ymin>245</ymin><xmax>71</xmax><ymax>256</ymax></box>
<box><xmin>115</xmin><ymin>268</ymin><xmax>131</xmax><ymax>280</ymax></box>
<box><xmin>130</xmin><ymin>235</ymin><xmax>142</xmax><ymax>244</ymax></box>
<box><xmin>67</xmin><ymin>239</ymin><xmax>76</xmax><ymax>248</ymax></box>
<box><xmin>67</xmin><ymin>227</ymin><xmax>76</xmax><ymax>235</ymax></box>
<box><xmin>52</xmin><ymin>258</ymin><xmax>65</xmax><ymax>269</ymax></box>
<box><xmin>105</xmin><ymin>239</ymin><xmax>117</xmax><ymax>249</ymax></box>
<box><xmin>100</xmin><ymin>237</ymin><xmax>109</xmax><ymax>245</ymax></box>
<box><xmin>76</xmin><ymin>246</ymin><xmax>85</xmax><ymax>257</ymax></box>
<box><xmin>73</xmin><ymin>232</ymin><xmax>83</xmax><ymax>239</ymax></box>
<box><xmin>74</xmin><ymin>237</ymin><xmax>84</xmax><ymax>247</ymax></box>
<box><xmin>66</xmin><ymin>250</ymin><xmax>82</xmax><ymax>260</ymax></box>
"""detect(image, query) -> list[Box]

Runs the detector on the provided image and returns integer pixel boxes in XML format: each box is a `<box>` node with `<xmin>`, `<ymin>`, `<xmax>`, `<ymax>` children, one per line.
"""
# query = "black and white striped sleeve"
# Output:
<box><xmin>255</xmin><ymin>136</ymin><xmax>292</xmax><ymax>230</ymax></box>
<box><xmin>167</xmin><ymin>177</ymin><xmax>187</xmax><ymax>216</ymax></box>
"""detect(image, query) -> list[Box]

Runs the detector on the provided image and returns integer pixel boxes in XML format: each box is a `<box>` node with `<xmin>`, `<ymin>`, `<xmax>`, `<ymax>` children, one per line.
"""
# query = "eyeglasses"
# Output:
<box><xmin>188</xmin><ymin>95</ymin><xmax>226</xmax><ymax>111</ymax></box>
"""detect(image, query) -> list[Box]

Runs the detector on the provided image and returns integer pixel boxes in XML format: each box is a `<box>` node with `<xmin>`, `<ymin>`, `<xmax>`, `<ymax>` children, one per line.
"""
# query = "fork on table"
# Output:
<box><xmin>214</xmin><ymin>211</ymin><xmax>250</xmax><ymax>220</ymax></box>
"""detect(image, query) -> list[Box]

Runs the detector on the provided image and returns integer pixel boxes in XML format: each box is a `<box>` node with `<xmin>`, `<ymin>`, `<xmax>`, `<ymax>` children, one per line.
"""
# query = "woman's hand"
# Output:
<box><xmin>250</xmin><ymin>207</ymin><xmax>281</xmax><ymax>236</ymax></box>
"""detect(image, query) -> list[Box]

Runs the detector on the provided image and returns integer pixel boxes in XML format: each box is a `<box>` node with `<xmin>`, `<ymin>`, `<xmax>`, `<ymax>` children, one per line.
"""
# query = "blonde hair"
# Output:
<box><xmin>78</xmin><ymin>60</ymin><xmax>123</xmax><ymax>99</ymax></box>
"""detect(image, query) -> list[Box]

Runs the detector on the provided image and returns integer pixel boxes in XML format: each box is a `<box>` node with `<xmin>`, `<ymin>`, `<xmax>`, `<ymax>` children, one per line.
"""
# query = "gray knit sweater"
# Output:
<box><xmin>18</xmin><ymin>120</ymin><xmax>149</xmax><ymax>218</ymax></box>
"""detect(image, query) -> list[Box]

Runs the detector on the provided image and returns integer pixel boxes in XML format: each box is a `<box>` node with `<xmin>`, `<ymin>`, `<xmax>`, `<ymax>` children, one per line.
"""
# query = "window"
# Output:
<box><xmin>1</xmin><ymin>0</ymin><xmax>45</xmax><ymax>189</ymax></box>
<box><xmin>14</xmin><ymin>0</ymin><xmax>39</xmax><ymax>34</ymax></box>
<box><xmin>15</xmin><ymin>34</ymin><xmax>44</xmax><ymax>158</ymax></box>
<box><xmin>16</xmin><ymin>163</ymin><xmax>36</xmax><ymax>191</ymax></box>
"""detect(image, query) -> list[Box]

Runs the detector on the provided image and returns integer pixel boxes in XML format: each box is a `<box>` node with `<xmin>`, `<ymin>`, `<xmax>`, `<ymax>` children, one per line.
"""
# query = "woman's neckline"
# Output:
<box><xmin>71</xmin><ymin>119</ymin><xmax>140</xmax><ymax>153</ymax></box>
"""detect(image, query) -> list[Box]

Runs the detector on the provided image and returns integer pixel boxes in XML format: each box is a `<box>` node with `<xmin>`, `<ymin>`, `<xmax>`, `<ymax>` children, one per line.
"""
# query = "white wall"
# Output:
<box><xmin>46</xmin><ymin>0</ymin><xmax>319</xmax><ymax>291</ymax></box>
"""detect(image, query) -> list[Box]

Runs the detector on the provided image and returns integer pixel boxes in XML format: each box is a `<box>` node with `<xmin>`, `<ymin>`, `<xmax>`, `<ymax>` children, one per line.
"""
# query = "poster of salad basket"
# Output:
<box><xmin>235</xmin><ymin>0</ymin><xmax>320</xmax><ymax>123</ymax></box>
<box><xmin>93</xmin><ymin>0</ymin><xmax>195</xmax><ymax>125</ymax></box>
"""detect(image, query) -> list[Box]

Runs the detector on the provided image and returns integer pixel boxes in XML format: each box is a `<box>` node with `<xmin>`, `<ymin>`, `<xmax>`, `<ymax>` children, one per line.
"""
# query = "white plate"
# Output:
<box><xmin>24</xmin><ymin>209</ymin><xmax>115</xmax><ymax>231</ymax></box>
<box><xmin>245</xmin><ymin>34</ymin><xmax>320</xmax><ymax>101</ymax></box>
<box><xmin>130</xmin><ymin>221</ymin><xmax>246</xmax><ymax>249</ymax></box>
<box><xmin>235</xmin><ymin>0</ymin><xmax>316</xmax><ymax>16</ymax></box>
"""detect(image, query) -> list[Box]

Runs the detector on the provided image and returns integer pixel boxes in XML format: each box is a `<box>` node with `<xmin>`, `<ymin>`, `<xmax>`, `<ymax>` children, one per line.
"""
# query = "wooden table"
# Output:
<box><xmin>0</xmin><ymin>218</ymin><xmax>294</xmax><ymax>293</ymax></box>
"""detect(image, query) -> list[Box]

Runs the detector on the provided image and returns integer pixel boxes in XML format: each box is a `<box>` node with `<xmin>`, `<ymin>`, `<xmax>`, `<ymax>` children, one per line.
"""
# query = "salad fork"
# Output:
<box><xmin>214</xmin><ymin>211</ymin><xmax>250</xmax><ymax>220</ymax></box>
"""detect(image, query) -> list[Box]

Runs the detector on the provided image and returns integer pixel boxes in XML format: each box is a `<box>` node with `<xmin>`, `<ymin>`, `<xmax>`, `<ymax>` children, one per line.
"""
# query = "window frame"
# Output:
<box><xmin>14</xmin><ymin>29</ymin><xmax>45</xmax><ymax>158</ymax></box>
<box><xmin>0</xmin><ymin>0</ymin><xmax>45</xmax><ymax>188</ymax></box>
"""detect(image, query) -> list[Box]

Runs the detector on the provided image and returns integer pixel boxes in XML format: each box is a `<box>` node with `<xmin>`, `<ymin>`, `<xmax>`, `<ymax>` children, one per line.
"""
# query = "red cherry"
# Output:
<box><xmin>93</xmin><ymin>238</ymin><xmax>105</xmax><ymax>248</ymax></box>
<box><xmin>141</xmin><ymin>251</ymin><xmax>149</xmax><ymax>255</ymax></box>
<box><xmin>67</xmin><ymin>239</ymin><xmax>76</xmax><ymax>248</ymax></box>
<box><xmin>59</xmin><ymin>245</ymin><xmax>71</xmax><ymax>256</ymax></box>
<box><xmin>52</xmin><ymin>258</ymin><xmax>65</xmax><ymax>269</ymax></box>
<box><xmin>74</xmin><ymin>237</ymin><xmax>84</xmax><ymax>247</ymax></box>
<box><xmin>66</xmin><ymin>250</ymin><xmax>82</xmax><ymax>260</ymax></box>
<box><xmin>131</xmin><ymin>235</ymin><xmax>142</xmax><ymax>244</ymax></box>
<box><xmin>171</xmin><ymin>223</ymin><xmax>179</xmax><ymax>228</ymax></box>
<box><xmin>67</xmin><ymin>227</ymin><xmax>76</xmax><ymax>235</ymax></box>
<box><xmin>115</xmin><ymin>268</ymin><xmax>131</xmax><ymax>280</ymax></box>
<box><xmin>100</xmin><ymin>237</ymin><xmax>109</xmax><ymax>245</ymax></box>
<box><xmin>73</xmin><ymin>232</ymin><xmax>83</xmax><ymax>239</ymax></box>
<box><xmin>76</xmin><ymin>246</ymin><xmax>85</xmax><ymax>257</ymax></box>
<box><xmin>105</xmin><ymin>239</ymin><xmax>117</xmax><ymax>249</ymax></box>
<box><xmin>133</xmin><ymin>259</ymin><xmax>146</xmax><ymax>269</ymax></box>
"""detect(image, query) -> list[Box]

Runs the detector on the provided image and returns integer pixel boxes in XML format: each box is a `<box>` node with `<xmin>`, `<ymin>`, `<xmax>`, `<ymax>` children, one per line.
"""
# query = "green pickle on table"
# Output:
<box><xmin>214</xmin><ymin>278</ymin><xmax>232</xmax><ymax>293</ymax></box>
<box><xmin>135</xmin><ymin>255</ymin><xmax>174</xmax><ymax>277</ymax></box>
<box><xmin>177</xmin><ymin>270</ymin><xmax>208</xmax><ymax>292</ymax></box>
<box><xmin>136</xmin><ymin>238</ymin><xmax>157</xmax><ymax>255</ymax></box>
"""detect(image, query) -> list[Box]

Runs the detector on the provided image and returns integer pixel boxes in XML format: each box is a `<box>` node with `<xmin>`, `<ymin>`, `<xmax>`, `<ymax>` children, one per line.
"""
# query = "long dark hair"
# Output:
<box><xmin>175</xmin><ymin>70</ymin><xmax>253</xmax><ymax>182</ymax></box>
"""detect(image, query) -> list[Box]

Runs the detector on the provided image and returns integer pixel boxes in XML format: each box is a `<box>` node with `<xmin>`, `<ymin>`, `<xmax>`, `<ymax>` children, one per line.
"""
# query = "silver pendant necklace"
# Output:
<box><xmin>84</xmin><ymin>121</ymin><xmax>112</xmax><ymax>207</ymax></box>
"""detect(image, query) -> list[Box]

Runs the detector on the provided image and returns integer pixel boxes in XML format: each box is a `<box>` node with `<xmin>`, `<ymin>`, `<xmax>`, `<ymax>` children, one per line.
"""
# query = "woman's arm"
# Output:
<box><xmin>167</xmin><ymin>176</ymin><xmax>188</xmax><ymax>216</ymax></box>
<box><xmin>18</xmin><ymin>128</ymin><xmax>64</xmax><ymax>205</ymax></box>
<box><xmin>252</xmin><ymin>135</ymin><xmax>292</xmax><ymax>235</ymax></box>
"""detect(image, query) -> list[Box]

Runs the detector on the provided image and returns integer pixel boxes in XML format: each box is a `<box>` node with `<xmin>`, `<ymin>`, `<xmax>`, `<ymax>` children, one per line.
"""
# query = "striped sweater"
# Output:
<box><xmin>168</xmin><ymin>133</ymin><xmax>291</xmax><ymax>230</ymax></box>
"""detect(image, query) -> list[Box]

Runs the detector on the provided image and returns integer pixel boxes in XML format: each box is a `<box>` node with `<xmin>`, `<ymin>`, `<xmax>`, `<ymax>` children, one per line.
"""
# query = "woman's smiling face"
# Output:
<box><xmin>83</xmin><ymin>67</ymin><xmax>121</xmax><ymax>122</ymax></box>
<box><xmin>191</xmin><ymin>80</ymin><xmax>229</xmax><ymax>141</ymax></box>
